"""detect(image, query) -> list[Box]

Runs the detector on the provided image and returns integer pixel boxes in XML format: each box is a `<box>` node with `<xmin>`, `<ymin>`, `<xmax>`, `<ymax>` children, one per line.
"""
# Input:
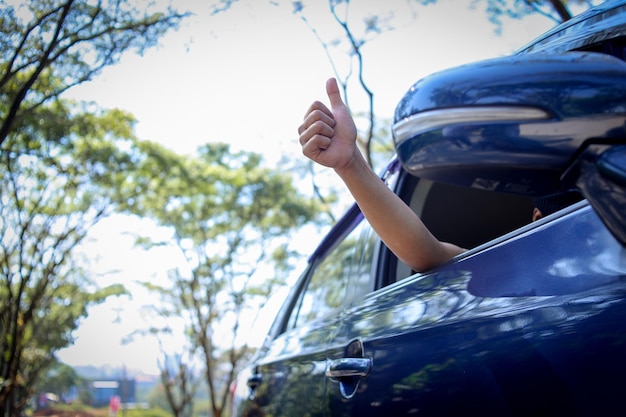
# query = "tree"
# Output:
<box><xmin>0</xmin><ymin>93</ymin><xmax>140</xmax><ymax>415</ymax></box>
<box><xmin>33</xmin><ymin>360</ymin><xmax>84</xmax><ymax>406</ymax></box>
<box><xmin>118</xmin><ymin>141</ymin><xmax>321</xmax><ymax>417</ymax></box>
<box><xmin>0</xmin><ymin>0</ymin><xmax>188</xmax><ymax>148</ymax></box>
<box><xmin>0</xmin><ymin>3</ymin><xmax>187</xmax><ymax>414</ymax></box>
<box><xmin>158</xmin><ymin>349</ymin><xmax>199</xmax><ymax>417</ymax></box>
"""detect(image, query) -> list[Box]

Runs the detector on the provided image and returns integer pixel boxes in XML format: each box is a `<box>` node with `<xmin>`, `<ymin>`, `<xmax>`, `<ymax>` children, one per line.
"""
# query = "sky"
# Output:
<box><xmin>56</xmin><ymin>0</ymin><xmax>564</xmax><ymax>376</ymax></box>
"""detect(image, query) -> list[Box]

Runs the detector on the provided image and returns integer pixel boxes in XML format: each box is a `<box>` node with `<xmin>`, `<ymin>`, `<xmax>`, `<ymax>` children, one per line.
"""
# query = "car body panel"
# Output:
<box><xmin>327</xmin><ymin>204</ymin><xmax>626</xmax><ymax>416</ymax></box>
<box><xmin>237</xmin><ymin>292</ymin><xmax>341</xmax><ymax>417</ymax></box>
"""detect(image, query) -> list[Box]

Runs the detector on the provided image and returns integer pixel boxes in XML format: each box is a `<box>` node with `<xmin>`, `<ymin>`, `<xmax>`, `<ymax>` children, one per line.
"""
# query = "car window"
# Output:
<box><xmin>344</xmin><ymin>220</ymin><xmax>377</xmax><ymax>307</ymax></box>
<box><xmin>407</xmin><ymin>177</ymin><xmax>534</xmax><ymax>250</ymax></box>
<box><xmin>376</xmin><ymin>171</ymin><xmax>535</xmax><ymax>287</ymax></box>
<box><xmin>286</xmin><ymin>218</ymin><xmax>375</xmax><ymax>329</ymax></box>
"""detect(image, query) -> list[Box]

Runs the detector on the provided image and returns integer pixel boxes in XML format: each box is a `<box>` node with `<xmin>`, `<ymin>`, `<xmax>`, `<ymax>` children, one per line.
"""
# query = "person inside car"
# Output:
<box><xmin>532</xmin><ymin>191</ymin><xmax>584</xmax><ymax>222</ymax></box>
<box><xmin>298</xmin><ymin>78</ymin><xmax>583</xmax><ymax>272</ymax></box>
<box><xmin>298</xmin><ymin>78</ymin><xmax>465</xmax><ymax>272</ymax></box>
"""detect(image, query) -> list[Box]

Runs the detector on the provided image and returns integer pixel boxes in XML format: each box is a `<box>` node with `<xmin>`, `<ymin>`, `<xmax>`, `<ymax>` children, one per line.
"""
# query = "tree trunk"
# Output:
<box><xmin>547</xmin><ymin>0</ymin><xmax>572</xmax><ymax>22</ymax></box>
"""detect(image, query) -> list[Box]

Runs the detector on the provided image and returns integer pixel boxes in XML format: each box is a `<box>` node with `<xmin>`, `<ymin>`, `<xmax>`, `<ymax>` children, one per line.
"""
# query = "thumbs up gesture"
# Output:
<box><xmin>298</xmin><ymin>78</ymin><xmax>358</xmax><ymax>170</ymax></box>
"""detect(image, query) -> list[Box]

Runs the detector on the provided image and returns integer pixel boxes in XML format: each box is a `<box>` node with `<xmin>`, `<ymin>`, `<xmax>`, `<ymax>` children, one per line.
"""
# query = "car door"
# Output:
<box><xmin>233</xmin><ymin>203</ymin><xmax>381</xmax><ymax>417</ymax></box>
<box><xmin>324</xmin><ymin>201</ymin><xmax>626</xmax><ymax>416</ymax></box>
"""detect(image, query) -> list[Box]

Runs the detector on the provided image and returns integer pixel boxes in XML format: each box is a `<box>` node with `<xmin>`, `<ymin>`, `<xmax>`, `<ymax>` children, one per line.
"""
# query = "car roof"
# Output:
<box><xmin>517</xmin><ymin>0</ymin><xmax>626</xmax><ymax>54</ymax></box>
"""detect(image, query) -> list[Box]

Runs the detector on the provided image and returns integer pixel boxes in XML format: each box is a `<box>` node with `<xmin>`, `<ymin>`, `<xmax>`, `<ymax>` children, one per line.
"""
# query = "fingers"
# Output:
<box><xmin>298</xmin><ymin>101</ymin><xmax>333</xmax><ymax>130</ymax></box>
<box><xmin>301</xmin><ymin>133</ymin><xmax>331</xmax><ymax>160</ymax></box>
<box><xmin>300</xmin><ymin>118</ymin><xmax>333</xmax><ymax>139</ymax></box>
<box><xmin>298</xmin><ymin>101</ymin><xmax>336</xmax><ymax>161</ymax></box>
<box><xmin>299</xmin><ymin>117</ymin><xmax>333</xmax><ymax>161</ymax></box>
<box><xmin>298</xmin><ymin>109</ymin><xmax>334</xmax><ymax>134</ymax></box>
<box><xmin>297</xmin><ymin>100</ymin><xmax>335</xmax><ymax>143</ymax></box>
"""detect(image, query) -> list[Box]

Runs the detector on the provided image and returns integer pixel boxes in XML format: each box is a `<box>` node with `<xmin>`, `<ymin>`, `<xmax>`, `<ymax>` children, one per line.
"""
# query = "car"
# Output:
<box><xmin>230</xmin><ymin>1</ymin><xmax>626</xmax><ymax>416</ymax></box>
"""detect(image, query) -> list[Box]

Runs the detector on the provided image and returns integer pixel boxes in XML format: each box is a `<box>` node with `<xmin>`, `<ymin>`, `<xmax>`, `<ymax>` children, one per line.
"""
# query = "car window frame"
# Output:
<box><xmin>268</xmin><ymin>205</ymin><xmax>371</xmax><ymax>337</ymax></box>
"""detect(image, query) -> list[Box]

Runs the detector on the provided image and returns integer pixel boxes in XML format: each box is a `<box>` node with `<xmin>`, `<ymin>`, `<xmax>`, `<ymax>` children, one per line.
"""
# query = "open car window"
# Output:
<box><xmin>406</xmin><ymin>176</ymin><xmax>534</xmax><ymax>250</ymax></box>
<box><xmin>383</xmin><ymin>171</ymin><xmax>536</xmax><ymax>285</ymax></box>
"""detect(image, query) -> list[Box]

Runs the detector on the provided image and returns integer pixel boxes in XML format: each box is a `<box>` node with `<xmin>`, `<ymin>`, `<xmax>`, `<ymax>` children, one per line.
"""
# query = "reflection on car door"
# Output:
<box><xmin>325</xmin><ymin>204</ymin><xmax>626</xmax><ymax>416</ymax></box>
<box><xmin>238</xmin><ymin>207</ymin><xmax>378</xmax><ymax>417</ymax></box>
<box><xmin>238</xmin><ymin>255</ymin><xmax>342</xmax><ymax>417</ymax></box>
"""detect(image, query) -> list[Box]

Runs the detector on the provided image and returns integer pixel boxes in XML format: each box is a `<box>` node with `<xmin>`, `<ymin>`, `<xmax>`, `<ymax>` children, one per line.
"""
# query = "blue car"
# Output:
<box><xmin>231</xmin><ymin>2</ymin><xmax>626</xmax><ymax>416</ymax></box>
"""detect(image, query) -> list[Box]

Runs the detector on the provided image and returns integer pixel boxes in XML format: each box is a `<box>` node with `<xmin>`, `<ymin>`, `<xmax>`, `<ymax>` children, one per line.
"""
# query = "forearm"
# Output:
<box><xmin>335</xmin><ymin>153</ymin><xmax>463</xmax><ymax>271</ymax></box>
<box><xmin>298</xmin><ymin>77</ymin><xmax>463</xmax><ymax>271</ymax></box>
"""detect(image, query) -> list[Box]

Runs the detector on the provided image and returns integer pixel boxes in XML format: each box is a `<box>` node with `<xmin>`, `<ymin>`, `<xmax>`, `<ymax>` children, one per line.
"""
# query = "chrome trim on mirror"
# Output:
<box><xmin>393</xmin><ymin>106</ymin><xmax>552</xmax><ymax>146</ymax></box>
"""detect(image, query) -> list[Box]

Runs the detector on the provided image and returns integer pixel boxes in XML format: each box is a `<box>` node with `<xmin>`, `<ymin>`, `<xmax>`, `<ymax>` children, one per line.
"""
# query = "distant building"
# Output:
<box><xmin>90</xmin><ymin>379</ymin><xmax>136</xmax><ymax>407</ymax></box>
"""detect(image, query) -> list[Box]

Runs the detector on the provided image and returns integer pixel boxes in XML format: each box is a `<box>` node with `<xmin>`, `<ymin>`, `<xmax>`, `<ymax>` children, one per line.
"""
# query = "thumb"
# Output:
<box><xmin>326</xmin><ymin>78</ymin><xmax>345</xmax><ymax>110</ymax></box>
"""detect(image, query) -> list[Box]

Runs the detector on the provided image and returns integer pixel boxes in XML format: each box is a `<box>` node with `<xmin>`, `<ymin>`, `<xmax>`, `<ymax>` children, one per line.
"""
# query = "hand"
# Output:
<box><xmin>298</xmin><ymin>78</ymin><xmax>358</xmax><ymax>170</ymax></box>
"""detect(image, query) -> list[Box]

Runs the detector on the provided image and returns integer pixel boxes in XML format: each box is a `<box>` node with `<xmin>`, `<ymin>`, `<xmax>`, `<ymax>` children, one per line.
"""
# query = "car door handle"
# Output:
<box><xmin>326</xmin><ymin>357</ymin><xmax>372</xmax><ymax>379</ymax></box>
<box><xmin>246</xmin><ymin>373</ymin><xmax>262</xmax><ymax>389</ymax></box>
<box><xmin>246</xmin><ymin>372</ymin><xmax>263</xmax><ymax>401</ymax></box>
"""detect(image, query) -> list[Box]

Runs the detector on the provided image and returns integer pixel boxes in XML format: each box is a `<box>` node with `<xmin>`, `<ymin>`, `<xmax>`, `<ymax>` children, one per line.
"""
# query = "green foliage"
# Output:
<box><xmin>191</xmin><ymin>399</ymin><xmax>211</xmax><ymax>417</ymax></box>
<box><xmin>147</xmin><ymin>384</ymin><xmax>177</xmax><ymax>414</ymax></box>
<box><xmin>33</xmin><ymin>360</ymin><xmax>84</xmax><ymax>399</ymax></box>
<box><xmin>0</xmin><ymin>90</ymin><xmax>133</xmax><ymax>413</ymax></box>
<box><xmin>52</xmin><ymin>403</ymin><xmax>174</xmax><ymax>417</ymax></box>
<box><xmin>118</xmin><ymin>140</ymin><xmax>321</xmax><ymax>267</ymax></box>
<box><xmin>0</xmin><ymin>4</ymin><xmax>188</xmax><ymax>411</ymax></box>
<box><xmin>125</xmin><ymin>407</ymin><xmax>174</xmax><ymax>417</ymax></box>
<box><xmin>123</xmin><ymin>140</ymin><xmax>322</xmax><ymax>417</ymax></box>
<box><xmin>0</xmin><ymin>0</ymin><xmax>188</xmax><ymax>147</ymax></box>
<box><xmin>0</xmin><ymin>22</ymin><xmax>176</xmax><ymax>412</ymax></box>
<box><xmin>0</xmin><ymin>2</ymin><xmax>326</xmax><ymax>417</ymax></box>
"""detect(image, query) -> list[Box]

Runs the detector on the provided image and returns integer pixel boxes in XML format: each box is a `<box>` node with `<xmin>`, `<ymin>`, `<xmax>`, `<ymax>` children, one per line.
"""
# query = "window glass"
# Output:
<box><xmin>287</xmin><ymin>218</ymin><xmax>374</xmax><ymax>329</ymax></box>
<box><xmin>344</xmin><ymin>222</ymin><xmax>377</xmax><ymax>306</ymax></box>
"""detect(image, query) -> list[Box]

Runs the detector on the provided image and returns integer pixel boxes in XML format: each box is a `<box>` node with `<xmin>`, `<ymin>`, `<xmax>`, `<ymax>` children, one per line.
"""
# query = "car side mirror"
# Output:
<box><xmin>393</xmin><ymin>51</ymin><xmax>626</xmax><ymax>244</ymax></box>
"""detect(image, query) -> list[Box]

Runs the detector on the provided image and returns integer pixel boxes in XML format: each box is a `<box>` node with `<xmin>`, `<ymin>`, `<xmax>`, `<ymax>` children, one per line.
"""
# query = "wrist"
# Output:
<box><xmin>334</xmin><ymin>150</ymin><xmax>373</xmax><ymax>182</ymax></box>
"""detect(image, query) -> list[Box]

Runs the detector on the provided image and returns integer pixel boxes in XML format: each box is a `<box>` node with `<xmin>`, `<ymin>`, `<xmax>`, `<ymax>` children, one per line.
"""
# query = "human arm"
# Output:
<box><xmin>298</xmin><ymin>78</ymin><xmax>464</xmax><ymax>272</ymax></box>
